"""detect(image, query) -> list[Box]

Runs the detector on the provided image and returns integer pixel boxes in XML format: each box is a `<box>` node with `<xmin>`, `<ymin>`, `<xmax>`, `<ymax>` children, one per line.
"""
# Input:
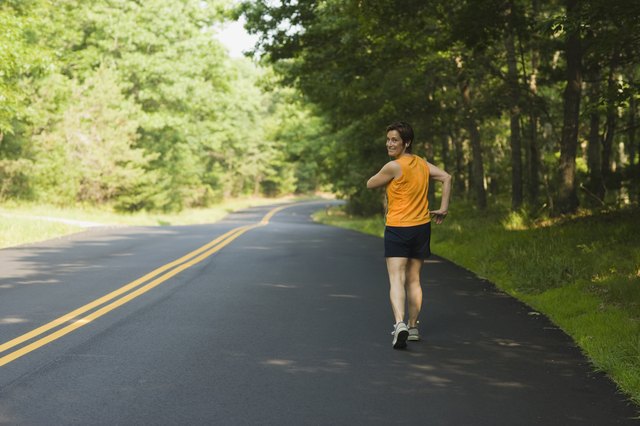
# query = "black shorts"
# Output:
<box><xmin>384</xmin><ymin>222</ymin><xmax>431</xmax><ymax>259</ymax></box>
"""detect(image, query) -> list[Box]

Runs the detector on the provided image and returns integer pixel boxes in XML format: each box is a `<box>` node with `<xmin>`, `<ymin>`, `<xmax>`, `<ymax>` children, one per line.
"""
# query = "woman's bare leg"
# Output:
<box><xmin>385</xmin><ymin>257</ymin><xmax>408</xmax><ymax>324</ymax></box>
<box><xmin>406</xmin><ymin>258</ymin><xmax>423</xmax><ymax>328</ymax></box>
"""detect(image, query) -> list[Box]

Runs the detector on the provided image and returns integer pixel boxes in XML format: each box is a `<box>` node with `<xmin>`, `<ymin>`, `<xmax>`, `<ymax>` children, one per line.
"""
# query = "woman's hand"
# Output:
<box><xmin>430</xmin><ymin>209</ymin><xmax>448</xmax><ymax>224</ymax></box>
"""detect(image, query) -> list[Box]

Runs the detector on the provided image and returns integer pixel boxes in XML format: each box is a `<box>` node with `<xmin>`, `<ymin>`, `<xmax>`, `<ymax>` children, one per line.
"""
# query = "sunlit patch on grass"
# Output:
<box><xmin>576</xmin><ymin>242</ymin><xmax>597</xmax><ymax>254</ymax></box>
<box><xmin>501</xmin><ymin>211</ymin><xmax>529</xmax><ymax>230</ymax></box>
<box><xmin>0</xmin><ymin>217</ymin><xmax>83</xmax><ymax>249</ymax></box>
<box><xmin>449</xmin><ymin>223</ymin><xmax>463</xmax><ymax>232</ymax></box>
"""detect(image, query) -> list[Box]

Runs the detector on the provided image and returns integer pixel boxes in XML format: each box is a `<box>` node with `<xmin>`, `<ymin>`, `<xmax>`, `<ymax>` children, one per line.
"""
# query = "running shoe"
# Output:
<box><xmin>392</xmin><ymin>322</ymin><xmax>409</xmax><ymax>349</ymax></box>
<box><xmin>408</xmin><ymin>325</ymin><xmax>420</xmax><ymax>341</ymax></box>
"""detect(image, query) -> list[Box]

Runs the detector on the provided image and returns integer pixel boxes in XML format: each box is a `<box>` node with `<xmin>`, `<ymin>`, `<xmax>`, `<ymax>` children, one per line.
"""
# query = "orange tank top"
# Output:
<box><xmin>385</xmin><ymin>155</ymin><xmax>430</xmax><ymax>227</ymax></box>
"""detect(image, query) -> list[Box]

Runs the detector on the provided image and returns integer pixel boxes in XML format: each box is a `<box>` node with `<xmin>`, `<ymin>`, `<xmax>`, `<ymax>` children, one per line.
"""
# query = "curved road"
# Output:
<box><xmin>0</xmin><ymin>201</ymin><xmax>637</xmax><ymax>425</ymax></box>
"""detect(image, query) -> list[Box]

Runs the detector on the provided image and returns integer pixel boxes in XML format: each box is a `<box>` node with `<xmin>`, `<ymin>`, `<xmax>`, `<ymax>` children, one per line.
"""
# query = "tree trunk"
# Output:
<box><xmin>556</xmin><ymin>0</ymin><xmax>582</xmax><ymax>214</ymax></box>
<box><xmin>460</xmin><ymin>80</ymin><xmax>487</xmax><ymax>209</ymax></box>
<box><xmin>601</xmin><ymin>54</ymin><xmax>619</xmax><ymax>182</ymax></box>
<box><xmin>527</xmin><ymin>111</ymin><xmax>540</xmax><ymax>204</ymax></box>
<box><xmin>441</xmin><ymin>133</ymin><xmax>451</xmax><ymax>172</ymax></box>
<box><xmin>629</xmin><ymin>95</ymin><xmax>637</xmax><ymax>168</ymax></box>
<box><xmin>587</xmin><ymin>81</ymin><xmax>605</xmax><ymax>203</ymax></box>
<box><xmin>527</xmin><ymin>0</ymin><xmax>541</xmax><ymax>205</ymax></box>
<box><xmin>451</xmin><ymin>130</ymin><xmax>466</xmax><ymax>195</ymax></box>
<box><xmin>632</xmin><ymin>95</ymin><xmax>640</xmax><ymax>204</ymax></box>
<box><xmin>505</xmin><ymin>29</ymin><xmax>523</xmax><ymax>210</ymax></box>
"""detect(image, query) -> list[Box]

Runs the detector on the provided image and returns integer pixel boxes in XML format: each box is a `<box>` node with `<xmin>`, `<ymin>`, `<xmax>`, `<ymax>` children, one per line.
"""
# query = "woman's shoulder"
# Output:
<box><xmin>380</xmin><ymin>160</ymin><xmax>402</xmax><ymax>177</ymax></box>
<box><xmin>413</xmin><ymin>155</ymin><xmax>430</xmax><ymax>168</ymax></box>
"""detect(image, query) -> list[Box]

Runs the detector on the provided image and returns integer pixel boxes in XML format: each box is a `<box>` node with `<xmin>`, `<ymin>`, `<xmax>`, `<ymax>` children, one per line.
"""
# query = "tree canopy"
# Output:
<box><xmin>2</xmin><ymin>0</ymin><xmax>639</xmax><ymax>216</ymax></box>
<box><xmin>241</xmin><ymin>0</ymin><xmax>640</xmax><ymax>215</ymax></box>
<box><xmin>0</xmin><ymin>0</ymin><xmax>328</xmax><ymax>211</ymax></box>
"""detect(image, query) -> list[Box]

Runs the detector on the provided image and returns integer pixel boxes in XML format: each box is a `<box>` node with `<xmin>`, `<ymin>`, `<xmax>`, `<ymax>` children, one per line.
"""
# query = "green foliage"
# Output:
<box><xmin>5</xmin><ymin>0</ymin><xmax>640</xmax><ymax>216</ymax></box>
<box><xmin>0</xmin><ymin>0</ymin><xmax>51</xmax><ymax>134</ymax></box>
<box><xmin>30</xmin><ymin>66</ymin><xmax>149</xmax><ymax>205</ymax></box>
<box><xmin>241</xmin><ymin>0</ymin><xmax>640</xmax><ymax>215</ymax></box>
<box><xmin>0</xmin><ymin>158</ymin><xmax>32</xmax><ymax>199</ymax></box>
<box><xmin>242</xmin><ymin>0</ymin><xmax>449</xmax><ymax>213</ymax></box>
<box><xmin>1</xmin><ymin>0</ymin><xmax>328</xmax><ymax>211</ymax></box>
<box><xmin>262</xmin><ymin>83</ymin><xmax>333</xmax><ymax>195</ymax></box>
<box><xmin>58</xmin><ymin>0</ymin><xmax>234</xmax><ymax>210</ymax></box>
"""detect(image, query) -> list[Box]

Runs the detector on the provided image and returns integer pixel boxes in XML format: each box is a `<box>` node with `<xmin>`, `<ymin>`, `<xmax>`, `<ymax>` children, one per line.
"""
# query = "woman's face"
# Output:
<box><xmin>386</xmin><ymin>130</ymin><xmax>407</xmax><ymax>158</ymax></box>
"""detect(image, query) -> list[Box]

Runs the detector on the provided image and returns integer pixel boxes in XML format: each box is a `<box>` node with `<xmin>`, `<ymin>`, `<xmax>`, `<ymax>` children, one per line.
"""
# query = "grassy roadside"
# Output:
<box><xmin>0</xmin><ymin>196</ymin><xmax>300</xmax><ymax>249</ymax></box>
<box><xmin>313</xmin><ymin>203</ymin><xmax>640</xmax><ymax>406</ymax></box>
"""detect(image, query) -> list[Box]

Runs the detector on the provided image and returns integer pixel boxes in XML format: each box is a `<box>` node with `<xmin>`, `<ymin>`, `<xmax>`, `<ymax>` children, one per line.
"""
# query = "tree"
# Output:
<box><xmin>556</xmin><ymin>0</ymin><xmax>582</xmax><ymax>214</ymax></box>
<box><xmin>240</xmin><ymin>0</ymin><xmax>640</xmax><ymax>215</ymax></box>
<box><xmin>2</xmin><ymin>0</ymin><xmax>327</xmax><ymax>209</ymax></box>
<box><xmin>0</xmin><ymin>1</ymin><xmax>51</xmax><ymax>135</ymax></box>
<box><xmin>29</xmin><ymin>66</ymin><xmax>151</xmax><ymax>206</ymax></box>
<box><xmin>6</xmin><ymin>0</ymin><xmax>640</xmax><ymax>213</ymax></box>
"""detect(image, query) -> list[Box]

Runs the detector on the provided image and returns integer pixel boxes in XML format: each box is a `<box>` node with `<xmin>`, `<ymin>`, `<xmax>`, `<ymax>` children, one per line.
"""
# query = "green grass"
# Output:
<box><xmin>0</xmin><ymin>216</ymin><xmax>84</xmax><ymax>249</ymax></box>
<box><xmin>0</xmin><ymin>196</ymin><xmax>301</xmax><ymax>249</ymax></box>
<box><xmin>313</xmin><ymin>203</ymin><xmax>640</xmax><ymax>406</ymax></box>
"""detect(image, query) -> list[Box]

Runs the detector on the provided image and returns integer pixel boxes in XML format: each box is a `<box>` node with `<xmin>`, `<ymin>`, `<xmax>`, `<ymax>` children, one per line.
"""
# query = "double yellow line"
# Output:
<box><xmin>0</xmin><ymin>204</ymin><xmax>291</xmax><ymax>367</ymax></box>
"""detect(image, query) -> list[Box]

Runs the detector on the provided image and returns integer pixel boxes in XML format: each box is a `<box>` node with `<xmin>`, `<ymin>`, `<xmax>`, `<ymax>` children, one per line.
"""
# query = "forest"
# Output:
<box><xmin>2</xmin><ymin>0</ymin><xmax>640</xmax><ymax>217</ymax></box>
<box><xmin>0</xmin><ymin>0</ymin><xmax>329</xmax><ymax>213</ymax></box>
<box><xmin>241</xmin><ymin>0</ymin><xmax>640</xmax><ymax>216</ymax></box>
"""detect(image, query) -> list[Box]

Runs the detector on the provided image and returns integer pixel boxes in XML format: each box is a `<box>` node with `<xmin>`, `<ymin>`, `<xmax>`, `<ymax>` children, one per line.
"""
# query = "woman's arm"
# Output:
<box><xmin>367</xmin><ymin>161</ymin><xmax>401</xmax><ymax>189</ymax></box>
<box><xmin>427</xmin><ymin>161</ymin><xmax>452</xmax><ymax>224</ymax></box>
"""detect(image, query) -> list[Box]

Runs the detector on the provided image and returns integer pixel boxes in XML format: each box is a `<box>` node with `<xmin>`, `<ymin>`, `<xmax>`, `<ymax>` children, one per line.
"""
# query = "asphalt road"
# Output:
<box><xmin>0</xmin><ymin>201</ymin><xmax>637</xmax><ymax>425</ymax></box>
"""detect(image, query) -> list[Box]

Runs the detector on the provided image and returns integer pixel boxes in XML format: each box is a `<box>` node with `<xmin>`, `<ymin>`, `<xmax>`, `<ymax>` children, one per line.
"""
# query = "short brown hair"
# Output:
<box><xmin>386</xmin><ymin>121</ymin><xmax>414</xmax><ymax>153</ymax></box>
